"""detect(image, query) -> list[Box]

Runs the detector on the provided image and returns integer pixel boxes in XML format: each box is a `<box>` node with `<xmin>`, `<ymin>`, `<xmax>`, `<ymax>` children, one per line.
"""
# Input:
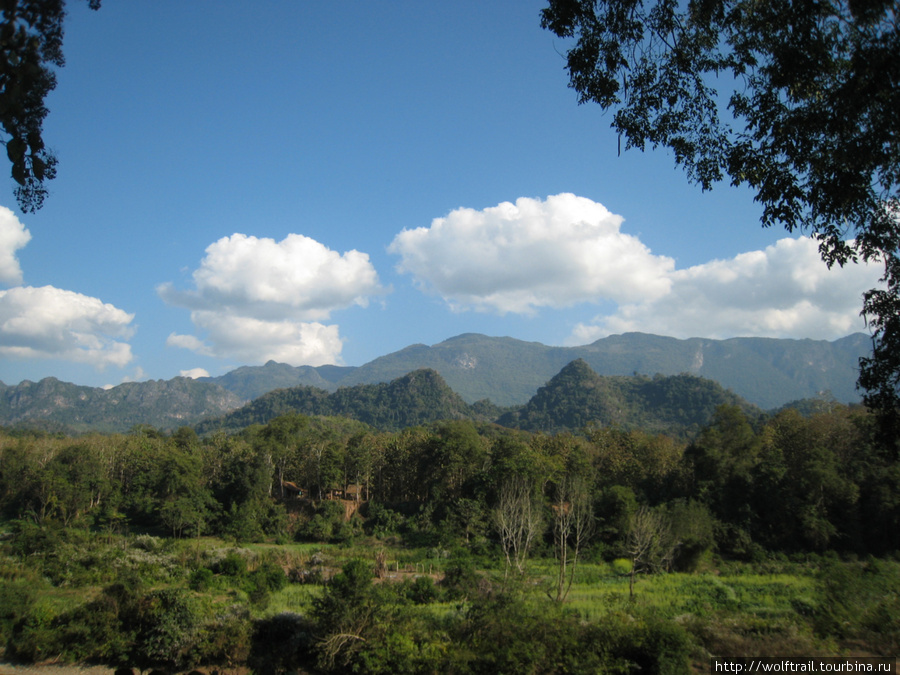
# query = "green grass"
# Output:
<box><xmin>0</xmin><ymin>528</ymin><xmax>865</xmax><ymax>662</ymax></box>
<box><xmin>266</xmin><ymin>583</ymin><xmax>321</xmax><ymax>615</ymax></box>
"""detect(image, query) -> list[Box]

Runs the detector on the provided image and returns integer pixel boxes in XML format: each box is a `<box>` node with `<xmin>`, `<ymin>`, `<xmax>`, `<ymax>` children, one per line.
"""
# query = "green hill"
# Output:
<box><xmin>195</xmin><ymin>369</ymin><xmax>478</xmax><ymax>434</ymax></box>
<box><xmin>497</xmin><ymin>359</ymin><xmax>759</xmax><ymax>436</ymax></box>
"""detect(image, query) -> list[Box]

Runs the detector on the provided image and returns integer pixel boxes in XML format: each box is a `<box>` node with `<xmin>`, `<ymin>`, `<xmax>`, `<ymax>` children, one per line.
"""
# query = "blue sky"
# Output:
<box><xmin>0</xmin><ymin>1</ymin><xmax>882</xmax><ymax>388</ymax></box>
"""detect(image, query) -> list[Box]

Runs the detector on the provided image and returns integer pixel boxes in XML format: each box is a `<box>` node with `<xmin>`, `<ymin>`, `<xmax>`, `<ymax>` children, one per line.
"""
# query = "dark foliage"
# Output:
<box><xmin>0</xmin><ymin>0</ymin><xmax>100</xmax><ymax>211</ymax></box>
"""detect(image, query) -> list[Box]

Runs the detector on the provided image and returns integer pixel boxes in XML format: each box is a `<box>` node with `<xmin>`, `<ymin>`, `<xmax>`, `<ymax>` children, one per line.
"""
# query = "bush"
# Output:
<box><xmin>815</xmin><ymin>559</ymin><xmax>900</xmax><ymax>653</ymax></box>
<box><xmin>665</xmin><ymin>500</ymin><xmax>717</xmax><ymax>571</ymax></box>
<box><xmin>126</xmin><ymin>588</ymin><xmax>199</xmax><ymax>672</ymax></box>
<box><xmin>250</xmin><ymin>559</ymin><xmax>288</xmax><ymax>593</ymax></box>
<box><xmin>612</xmin><ymin>558</ymin><xmax>632</xmax><ymax>575</ymax></box>
<box><xmin>248</xmin><ymin>612</ymin><xmax>315</xmax><ymax>674</ymax></box>
<box><xmin>402</xmin><ymin>575</ymin><xmax>439</xmax><ymax>605</ymax></box>
<box><xmin>6</xmin><ymin>599</ymin><xmax>60</xmax><ymax>662</ymax></box>
<box><xmin>299</xmin><ymin>500</ymin><xmax>356</xmax><ymax>543</ymax></box>
<box><xmin>196</xmin><ymin>605</ymin><xmax>253</xmax><ymax>669</ymax></box>
<box><xmin>189</xmin><ymin>567</ymin><xmax>215</xmax><ymax>591</ymax></box>
<box><xmin>0</xmin><ymin>577</ymin><xmax>37</xmax><ymax>648</ymax></box>
<box><xmin>244</xmin><ymin>558</ymin><xmax>288</xmax><ymax>609</ymax></box>
<box><xmin>583</xmin><ymin>613</ymin><xmax>692</xmax><ymax>675</ymax></box>
<box><xmin>440</xmin><ymin>560</ymin><xmax>480</xmax><ymax>600</ymax></box>
<box><xmin>216</xmin><ymin>550</ymin><xmax>248</xmax><ymax>576</ymax></box>
<box><xmin>364</xmin><ymin>502</ymin><xmax>406</xmax><ymax>538</ymax></box>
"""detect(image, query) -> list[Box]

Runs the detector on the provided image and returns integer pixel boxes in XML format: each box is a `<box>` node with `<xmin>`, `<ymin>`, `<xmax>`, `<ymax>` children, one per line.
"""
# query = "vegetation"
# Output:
<box><xmin>0</xmin><ymin>395</ymin><xmax>897</xmax><ymax>671</ymax></box>
<box><xmin>0</xmin><ymin>0</ymin><xmax>101</xmax><ymax>211</ymax></box>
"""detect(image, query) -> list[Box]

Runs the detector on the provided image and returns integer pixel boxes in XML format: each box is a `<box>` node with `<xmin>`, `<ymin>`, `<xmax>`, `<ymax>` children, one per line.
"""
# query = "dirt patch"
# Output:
<box><xmin>0</xmin><ymin>664</ymin><xmax>116</xmax><ymax>675</ymax></box>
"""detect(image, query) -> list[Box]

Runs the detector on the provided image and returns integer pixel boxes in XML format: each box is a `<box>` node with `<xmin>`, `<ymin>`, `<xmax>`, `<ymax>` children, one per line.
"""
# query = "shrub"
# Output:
<box><xmin>250</xmin><ymin>559</ymin><xmax>288</xmax><ymax>593</ymax></box>
<box><xmin>815</xmin><ymin>559</ymin><xmax>900</xmax><ymax>653</ymax></box>
<box><xmin>216</xmin><ymin>550</ymin><xmax>248</xmax><ymax>576</ymax></box>
<box><xmin>298</xmin><ymin>500</ymin><xmax>350</xmax><ymax>542</ymax></box>
<box><xmin>248</xmin><ymin>612</ymin><xmax>316</xmax><ymax>674</ymax></box>
<box><xmin>612</xmin><ymin>558</ymin><xmax>632</xmax><ymax>575</ymax></box>
<box><xmin>364</xmin><ymin>502</ymin><xmax>406</xmax><ymax>538</ymax></box>
<box><xmin>196</xmin><ymin>605</ymin><xmax>253</xmax><ymax>669</ymax></box>
<box><xmin>584</xmin><ymin>613</ymin><xmax>692</xmax><ymax>675</ymax></box>
<box><xmin>402</xmin><ymin>575</ymin><xmax>439</xmax><ymax>605</ymax></box>
<box><xmin>440</xmin><ymin>560</ymin><xmax>480</xmax><ymax>600</ymax></box>
<box><xmin>126</xmin><ymin>588</ymin><xmax>199</xmax><ymax>672</ymax></box>
<box><xmin>6</xmin><ymin>598</ymin><xmax>61</xmax><ymax>662</ymax></box>
<box><xmin>0</xmin><ymin>577</ymin><xmax>37</xmax><ymax>648</ymax></box>
<box><xmin>189</xmin><ymin>567</ymin><xmax>215</xmax><ymax>591</ymax></box>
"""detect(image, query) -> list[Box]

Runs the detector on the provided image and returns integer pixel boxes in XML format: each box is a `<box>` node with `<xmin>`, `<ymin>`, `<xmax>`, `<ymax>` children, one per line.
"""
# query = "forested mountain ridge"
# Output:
<box><xmin>0</xmin><ymin>376</ymin><xmax>242</xmax><ymax>433</ymax></box>
<box><xmin>195</xmin><ymin>363</ymin><xmax>757</xmax><ymax>437</ymax></box>
<box><xmin>195</xmin><ymin>368</ymin><xmax>480</xmax><ymax>434</ymax></box>
<box><xmin>498</xmin><ymin>359</ymin><xmax>759</xmax><ymax>436</ymax></box>
<box><xmin>205</xmin><ymin>332</ymin><xmax>870</xmax><ymax>408</ymax></box>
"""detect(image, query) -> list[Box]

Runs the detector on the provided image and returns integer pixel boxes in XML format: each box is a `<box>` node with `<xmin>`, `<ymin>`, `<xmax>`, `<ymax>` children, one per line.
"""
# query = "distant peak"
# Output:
<box><xmin>559</xmin><ymin>358</ymin><xmax>593</xmax><ymax>373</ymax></box>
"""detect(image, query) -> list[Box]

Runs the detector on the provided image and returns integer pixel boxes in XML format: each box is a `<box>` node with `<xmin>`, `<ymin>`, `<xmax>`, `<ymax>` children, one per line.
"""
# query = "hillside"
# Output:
<box><xmin>195</xmin><ymin>369</ymin><xmax>479</xmax><ymax>434</ymax></box>
<box><xmin>194</xmin><ymin>362</ymin><xmax>758</xmax><ymax>437</ymax></box>
<box><xmin>0</xmin><ymin>377</ymin><xmax>242</xmax><ymax>433</ymax></box>
<box><xmin>498</xmin><ymin>359</ymin><xmax>759</xmax><ymax>436</ymax></box>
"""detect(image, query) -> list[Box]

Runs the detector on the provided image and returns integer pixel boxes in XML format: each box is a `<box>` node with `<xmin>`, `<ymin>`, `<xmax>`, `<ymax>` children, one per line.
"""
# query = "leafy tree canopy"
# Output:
<box><xmin>1</xmin><ymin>0</ymin><xmax>100</xmax><ymax>212</ymax></box>
<box><xmin>541</xmin><ymin>0</ymin><xmax>900</xmax><ymax>433</ymax></box>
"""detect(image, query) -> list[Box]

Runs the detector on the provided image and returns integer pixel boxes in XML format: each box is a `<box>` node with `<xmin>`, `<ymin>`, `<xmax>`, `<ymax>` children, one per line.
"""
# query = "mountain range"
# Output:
<box><xmin>195</xmin><ymin>360</ymin><xmax>756</xmax><ymax>437</ymax></box>
<box><xmin>203</xmin><ymin>331</ymin><xmax>870</xmax><ymax>408</ymax></box>
<box><xmin>0</xmin><ymin>332</ymin><xmax>870</xmax><ymax>433</ymax></box>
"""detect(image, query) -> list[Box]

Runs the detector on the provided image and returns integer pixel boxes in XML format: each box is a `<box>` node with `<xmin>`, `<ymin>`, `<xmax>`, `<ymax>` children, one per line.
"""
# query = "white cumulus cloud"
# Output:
<box><xmin>180</xmin><ymin>368</ymin><xmax>210</xmax><ymax>379</ymax></box>
<box><xmin>0</xmin><ymin>285</ymin><xmax>135</xmax><ymax>367</ymax></box>
<box><xmin>160</xmin><ymin>233</ymin><xmax>385</xmax><ymax>365</ymax></box>
<box><xmin>0</xmin><ymin>206</ymin><xmax>31</xmax><ymax>285</ymax></box>
<box><xmin>388</xmin><ymin>193</ymin><xmax>674</xmax><ymax>314</ymax></box>
<box><xmin>570</xmin><ymin>237</ymin><xmax>883</xmax><ymax>343</ymax></box>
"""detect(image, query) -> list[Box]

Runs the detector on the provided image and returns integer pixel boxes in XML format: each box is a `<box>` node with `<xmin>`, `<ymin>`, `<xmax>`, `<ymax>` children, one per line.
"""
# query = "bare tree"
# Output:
<box><xmin>493</xmin><ymin>476</ymin><xmax>543</xmax><ymax>577</ymax></box>
<box><xmin>625</xmin><ymin>506</ymin><xmax>678</xmax><ymax>599</ymax></box>
<box><xmin>552</xmin><ymin>475</ymin><xmax>595</xmax><ymax>602</ymax></box>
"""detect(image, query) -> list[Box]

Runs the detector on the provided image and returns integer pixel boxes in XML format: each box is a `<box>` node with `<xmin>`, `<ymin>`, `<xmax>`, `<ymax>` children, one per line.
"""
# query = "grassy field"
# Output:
<box><xmin>261</xmin><ymin>547</ymin><xmax>845</xmax><ymax>660</ymax></box>
<box><xmin>3</xmin><ymin>529</ymin><xmax>897</xmax><ymax>671</ymax></box>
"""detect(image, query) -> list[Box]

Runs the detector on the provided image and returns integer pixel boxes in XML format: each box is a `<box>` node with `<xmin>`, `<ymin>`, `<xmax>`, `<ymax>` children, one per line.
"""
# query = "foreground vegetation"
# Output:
<box><xmin>0</xmin><ymin>401</ymin><xmax>898</xmax><ymax>672</ymax></box>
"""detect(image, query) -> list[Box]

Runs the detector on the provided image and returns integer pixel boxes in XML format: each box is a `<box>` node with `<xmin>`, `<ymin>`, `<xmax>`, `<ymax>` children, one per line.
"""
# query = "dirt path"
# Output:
<box><xmin>0</xmin><ymin>664</ymin><xmax>116</xmax><ymax>675</ymax></box>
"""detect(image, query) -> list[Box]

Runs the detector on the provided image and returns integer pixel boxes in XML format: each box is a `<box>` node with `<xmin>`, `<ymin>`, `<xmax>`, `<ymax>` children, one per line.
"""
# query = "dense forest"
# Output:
<box><xmin>0</xmin><ymin>398</ymin><xmax>898</xmax><ymax>672</ymax></box>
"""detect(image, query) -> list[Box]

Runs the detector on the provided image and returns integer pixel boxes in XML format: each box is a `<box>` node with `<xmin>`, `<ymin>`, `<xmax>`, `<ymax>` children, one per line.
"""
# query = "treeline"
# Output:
<box><xmin>1</xmin><ymin>402</ymin><xmax>897</xmax><ymax>557</ymax></box>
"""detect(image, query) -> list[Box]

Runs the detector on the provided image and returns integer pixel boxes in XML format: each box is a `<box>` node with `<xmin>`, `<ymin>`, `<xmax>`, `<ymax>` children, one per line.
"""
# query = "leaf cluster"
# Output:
<box><xmin>0</xmin><ymin>0</ymin><xmax>100</xmax><ymax>211</ymax></box>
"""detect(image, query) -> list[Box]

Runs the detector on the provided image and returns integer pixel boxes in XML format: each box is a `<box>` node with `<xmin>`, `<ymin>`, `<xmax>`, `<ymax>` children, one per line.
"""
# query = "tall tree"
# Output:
<box><xmin>541</xmin><ymin>0</ymin><xmax>900</xmax><ymax>432</ymax></box>
<box><xmin>625</xmin><ymin>506</ymin><xmax>677</xmax><ymax>599</ymax></box>
<box><xmin>1</xmin><ymin>0</ymin><xmax>100</xmax><ymax>211</ymax></box>
<box><xmin>493</xmin><ymin>475</ymin><xmax>543</xmax><ymax>577</ymax></box>
<box><xmin>550</xmin><ymin>474</ymin><xmax>594</xmax><ymax>602</ymax></box>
